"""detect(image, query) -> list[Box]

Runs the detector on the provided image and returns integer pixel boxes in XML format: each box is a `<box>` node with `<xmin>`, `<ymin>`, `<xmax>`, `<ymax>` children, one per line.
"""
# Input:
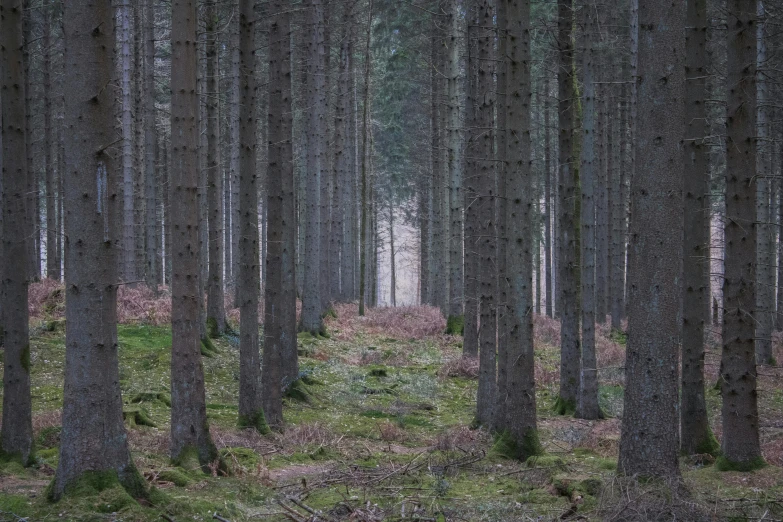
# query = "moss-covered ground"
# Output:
<box><xmin>0</xmin><ymin>305</ymin><xmax>783</xmax><ymax>520</ymax></box>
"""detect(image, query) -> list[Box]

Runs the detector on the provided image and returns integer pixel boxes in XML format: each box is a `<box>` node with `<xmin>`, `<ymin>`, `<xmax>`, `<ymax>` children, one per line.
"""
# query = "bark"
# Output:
<box><xmin>52</xmin><ymin>0</ymin><xmax>142</xmax><ymax>496</ymax></box>
<box><xmin>265</xmin><ymin>0</ymin><xmax>297</xmax><ymax>428</ymax></box>
<box><xmin>170</xmin><ymin>0</ymin><xmax>219</xmax><ymax>468</ymax></box>
<box><xmin>720</xmin><ymin>0</ymin><xmax>763</xmax><ymax>469</ymax></box>
<box><xmin>1</xmin><ymin>0</ymin><xmax>33</xmax><ymax>464</ymax></box>
<box><xmin>120</xmin><ymin>0</ymin><xmax>136</xmax><ymax>284</ymax></box>
<box><xmin>447</xmin><ymin>0</ymin><xmax>464</xmax><ymax>332</ymax></box>
<box><xmin>595</xmin><ymin>86</ymin><xmax>608</xmax><ymax>323</ymax></box>
<box><xmin>618</xmin><ymin>0</ymin><xmax>685</xmax><ymax>478</ymax></box>
<box><xmin>544</xmin><ymin>77</ymin><xmax>553</xmax><ymax>319</ymax></box>
<box><xmin>23</xmin><ymin>1</ymin><xmax>37</xmax><ymax>280</ymax></box>
<box><xmin>321</xmin><ymin>2</ymin><xmax>334</xmax><ymax>310</ymax></box>
<box><xmin>681</xmin><ymin>0</ymin><xmax>716</xmax><ymax>456</ymax></box>
<box><xmin>555</xmin><ymin>0</ymin><xmax>580</xmax><ymax>415</ymax></box>
<box><xmin>44</xmin><ymin>2</ymin><xmax>58</xmax><ymax>280</ymax></box>
<box><xmin>475</xmin><ymin>0</ymin><xmax>497</xmax><ymax>428</ymax></box>
<box><xmin>755</xmin><ymin>3</ymin><xmax>773</xmax><ymax>365</ymax></box>
<box><xmin>205</xmin><ymin>3</ymin><xmax>226</xmax><ymax>337</ymax></box>
<box><xmin>610</xmin><ymin>86</ymin><xmax>627</xmax><ymax>331</ymax></box>
<box><xmin>144</xmin><ymin>0</ymin><xmax>158</xmax><ymax>288</ymax></box>
<box><xmin>301</xmin><ymin>0</ymin><xmax>326</xmax><ymax>333</ymax></box>
<box><xmin>576</xmin><ymin>0</ymin><xmax>600</xmax><ymax>421</ymax></box>
<box><xmin>237</xmin><ymin>0</ymin><xmax>264</xmax><ymax>432</ymax></box>
<box><xmin>358</xmin><ymin>0</ymin><xmax>374</xmax><ymax>317</ymax></box>
<box><xmin>463</xmin><ymin>5</ymin><xmax>479</xmax><ymax>358</ymax></box>
<box><xmin>230</xmin><ymin>14</ymin><xmax>241</xmax><ymax>302</ymax></box>
<box><xmin>503</xmin><ymin>0</ymin><xmax>540</xmax><ymax>458</ymax></box>
<box><xmin>389</xmin><ymin>204</ymin><xmax>396</xmax><ymax>307</ymax></box>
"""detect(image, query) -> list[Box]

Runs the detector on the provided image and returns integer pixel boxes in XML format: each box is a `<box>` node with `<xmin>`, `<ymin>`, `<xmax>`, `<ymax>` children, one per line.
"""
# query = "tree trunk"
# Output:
<box><xmin>205</xmin><ymin>3</ymin><xmax>225</xmax><ymax>337</ymax></box>
<box><xmin>52</xmin><ymin>0</ymin><xmax>143</xmax><ymax>496</ymax></box>
<box><xmin>576</xmin><ymin>0</ymin><xmax>601</xmax><ymax>421</ymax></box>
<box><xmin>544</xmin><ymin>77</ymin><xmax>553</xmax><ymax>319</ymax></box>
<box><xmin>680</xmin><ymin>0</ymin><xmax>717</xmax><ymax>457</ymax></box>
<box><xmin>358</xmin><ymin>0</ymin><xmax>374</xmax><ymax>317</ymax></box>
<box><xmin>1</xmin><ymin>0</ymin><xmax>33</xmax><ymax>465</ymax></box>
<box><xmin>44</xmin><ymin>1</ymin><xmax>57</xmax><ymax>280</ymax></box>
<box><xmin>447</xmin><ymin>0</ymin><xmax>464</xmax><ymax>334</ymax></box>
<box><xmin>23</xmin><ymin>0</ymin><xmax>38</xmax><ymax>280</ymax></box>
<box><xmin>169</xmin><ymin>0</ymin><xmax>219</xmax><ymax>469</ymax></box>
<box><xmin>618</xmin><ymin>0</ymin><xmax>685</xmax><ymax>478</ymax></box>
<box><xmin>463</xmin><ymin>5</ymin><xmax>479</xmax><ymax>358</ymax></box>
<box><xmin>336</xmin><ymin>5</ymin><xmax>355</xmax><ymax>302</ymax></box>
<box><xmin>719</xmin><ymin>0</ymin><xmax>763</xmax><ymax>470</ymax></box>
<box><xmin>555</xmin><ymin>0</ymin><xmax>580</xmax><ymax>415</ymax></box>
<box><xmin>389</xmin><ymin>204</ymin><xmax>396</xmax><ymax>307</ymax></box>
<box><xmin>230</xmin><ymin>14</ymin><xmax>241</xmax><ymax>304</ymax></box>
<box><xmin>120</xmin><ymin>0</ymin><xmax>136</xmax><ymax>285</ymax></box>
<box><xmin>144</xmin><ymin>0</ymin><xmax>158</xmax><ymax>288</ymax></box>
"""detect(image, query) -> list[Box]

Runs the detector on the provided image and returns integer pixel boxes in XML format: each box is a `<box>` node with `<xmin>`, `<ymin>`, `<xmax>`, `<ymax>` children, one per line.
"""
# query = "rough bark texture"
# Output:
<box><xmin>555</xmin><ymin>0</ymin><xmax>580</xmax><ymax>415</ymax></box>
<box><xmin>447</xmin><ymin>0</ymin><xmax>464</xmax><ymax>333</ymax></box>
<box><xmin>237</xmin><ymin>0</ymin><xmax>265</xmax><ymax>433</ymax></box>
<box><xmin>205</xmin><ymin>3</ymin><xmax>225</xmax><ymax>337</ymax></box>
<box><xmin>618</xmin><ymin>0</ymin><xmax>684</xmax><ymax>478</ymax></box>
<box><xmin>1</xmin><ymin>0</ymin><xmax>33</xmax><ymax>465</ymax></box>
<box><xmin>265</xmin><ymin>0</ymin><xmax>296</xmax><ymax>428</ymax></box>
<box><xmin>358</xmin><ymin>0</ymin><xmax>374</xmax><ymax>317</ymax></box>
<box><xmin>503</xmin><ymin>0</ymin><xmax>540</xmax><ymax>459</ymax></box>
<box><xmin>44</xmin><ymin>2</ymin><xmax>58</xmax><ymax>280</ymax></box>
<box><xmin>52</xmin><ymin>0</ymin><xmax>143</xmax><ymax>496</ymax></box>
<box><xmin>475</xmin><ymin>0</ymin><xmax>496</xmax><ymax>427</ymax></box>
<box><xmin>720</xmin><ymin>0</ymin><xmax>763</xmax><ymax>469</ymax></box>
<box><xmin>681</xmin><ymin>0</ymin><xmax>716</xmax><ymax>457</ymax></box>
<box><xmin>143</xmin><ymin>0</ymin><xmax>158</xmax><ymax>288</ymax></box>
<box><xmin>120</xmin><ymin>0</ymin><xmax>136</xmax><ymax>285</ymax></box>
<box><xmin>544</xmin><ymin>77</ymin><xmax>553</xmax><ymax>319</ymax></box>
<box><xmin>170</xmin><ymin>0</ymin><xmax>219</xmax><ymax>468</ymax></box>
<box><xmin>300</xmin><ymin>0</ymin><xmax>326</xmax><ymax>333</ymax></box>
<box><xmin>576</xmin><ymin>0</ymin><xmax>600</xmax><ymax>421</ymax></box>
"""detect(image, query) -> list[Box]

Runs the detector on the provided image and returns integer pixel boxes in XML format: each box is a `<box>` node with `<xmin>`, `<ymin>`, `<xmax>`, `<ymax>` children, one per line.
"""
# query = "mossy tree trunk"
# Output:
<box><xmin>1</xmin><ymin>0</ymin><xmax>33</xmax><ymax>466</ymax></box>
<box><xmin>52</xmin><ymin>0</ymin><xmax>143</xmax><ymax>497</ymax></box>
<box><xmin>169</xmin><ymin>0</ymin><xmax>219</xmax><ymax>469</ymax></box>
<box><xmin>619</xmin><ymin>0</ymin><xmax>685</xmax><ymax>478</ymax></box>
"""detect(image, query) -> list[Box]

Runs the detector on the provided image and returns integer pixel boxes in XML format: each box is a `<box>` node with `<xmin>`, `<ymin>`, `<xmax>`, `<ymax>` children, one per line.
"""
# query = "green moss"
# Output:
<box><xmin>206</xmin><ymin>317</ymin><xmax>220</xmax><ymax>339</ymax></box>
<box><xmin>693</xmin><ymin>430</ymin><xmax>721</xmax><ymax>457</ymax></box>
<box><xmin>172</xmin><ymin>444</ymin><xmax>224</xmax><ymax>475</ymax></box>
<box><xmin>237</xmin><ymin>410</ymin><xmax>271</xmax><ymax>435</ymax></box>
<box><xmin>201</xmin><ymin>336</ymin><xmax>217</xmax><ymax>357</ymax></box>
<box><xmin>553</xmin><ymin>396</ymin><xmax>577</xmax><ymax>416</ymax></box>
<box><xmin>368</xmin><ymin>367</ymin><xmax>388</xmax><ymax>377</ymax></box>
<box><xmin>445</xmin><ymin>315</ymin><xmax>464</xmax><ymax>336</ymax></box>
<box><xmin>172</xmin><ymin>446</ymin><xmax>204</xmax><ymax>474</ymax></box>
<box><xmin>284</xmin><ymin>379</ymin><xmax>314</xmax><ymax>404</ymax></box>
<box><xmin>122</xmin><ymin>405</ymin><xmax>157</xmax><ymax>428</ymax></box>
<box><xmin>526</xmin><ymin>455</ymin><xmax>566</xmax><ymax>470</ymax></box>
<box><xmin>129</xmin><ymin>391</ymin><xmax>171</xmax><ymax>408</ymax></box>
<box><xmin>20</xmin><ymin>344</ymin><xmax>31</xmax><ymax>373</ymax></box>
<box><xmin>323</xmin><ymin>307</ymin><xmax>338</xmax><ymax>319</ymax></box>
<box><xmin>36</xmin><ymin>427</ymin><xmax>61</xmax><ymax>449</ymax></box>
<box><xmin>491</xmin><ymin>429</ymin><xmax>543</xmax><ymax>461</ymax></box>
<box><xmin>715</xmin><ymin>455</ymin><xmax>766</xmax><ymax>472</ymax></box>
<box><xmin>609</xmin><ymin>329</ymin><xmax>628</xmax><ymax>345</ymax></box>
<box><xmin>49</xmin><ymin>467</ymin><xmax>147</xmax><ymax>503</ymax></box>
<box><xmin>553</xmin><ymin>474</ymin><xmax>602</xmax><ymax>497</ymax></box>
<box><xmin>309</xmin><ymin>446</ymin><xmax>338</xmax><ymax>461</ymax></box>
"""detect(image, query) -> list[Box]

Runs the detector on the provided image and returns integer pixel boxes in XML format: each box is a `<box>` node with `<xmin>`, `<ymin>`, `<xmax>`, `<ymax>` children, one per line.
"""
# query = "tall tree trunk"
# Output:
<box><xmin>144</xmin><ymin>0</ymin><xmax>158</xmax><ymax>288</ymax></box>
<box><xmin>502</xmin><ymin>0</ymin><xmax>540</xmax><ymax>459</ymax></box>
<box><xmin>44</xmin><ymin>1</ymin><xmax>57</xmax><ymax>280</ymax></box>
<box><xmin>358</xmin><ymin>0</ymin><xmax>374</xmax><ymax>317</ymax></box>
<box><xmin>576</xmin><ymin>0</ymin><xmax>601</xmax><ymax>420</ymax></box>
<box><xmin>618</xmin><ymin>0</ymin><xmax>685</xmax><ymax>478</ymax></box>
<box><xmin>230</xmin><ymin>14</ymin><xmax>241</xmax><ymax>304</ymax></box>
<box><xmin>555</xmin><ymin>0</ymin><xmax>580</xmax><ymax>415</ymax></box>
<box><xmin>321</xmin><ymin>2</ymin><xmax>334</xmax><ymax>311</ymax></box>
<box><xmin>755</xmin><ymin>2</ymin><xmax>773</xmax><ymax>365</ymax></box>
<box><xmin>719</xmin><ymin>0</ymin><xmax>763</xmax><ymax>470</ymax></box>
<box><xmin>681</xmin><ymin>0</ymin><xmax>718</xmax><ymax>457</ymax></box>
<box><xmin>120</xmin><ymin>0</ymin><xmax>136</xmax><ymax>285</ymax></box>
<box><xmin>475</xmin><ymin>0</ymin><xmax>497</xmax><ymax>427</ymax></box>
<box><xmin>169</xmin><ymin>0</ymin><xmax>219</xmax><ymax>469</ymax></box>
<box><xmin>237</xmin><ymin>0</ymin><xmax>265</xmax><ymax>433</ymax></box>
<box><xmin>463</xmin><ymin>5</ymin><xmax>479</xmax><ymax>358</ymax></box>
<box><xmin>389</xmin><ymin>204</ymin><xmax>396</xmax><ymax>307</ymax></box>
<box><xmin>1</xmin><ymin>0</ymin><xmax>33</xmax><ymax>465</ymax></box>
<box><xmin>265</xmin><ymin>0</ymin><xmax>297</xmax><ymax>428</ymax></box>
<box><xmin>52</xmin><ymin>0</ymin><xmax>143</xmax><ymax>496</ymax></box>
<box><xmin>301</xmin><ymin>0</ymin><xmax>326</xmax><ymax>333</ymax></box>
<box><xmin>23</xmin><ymin>0</ymin><xmax>37</xmax><ymax>280</ymax></box>
<box><xmin>446</xmin><ymin>0</ymin><xmax>464</xmax><ymax>335</ymax></box>
<box><xmin>610</xmin><ymin>85</ymin><xmax>628</xmax><ymax>331</ymax></box>
<box><xmin>544</xmin><ymin>77</ymin><xmax>553</xmax><ymax>319</ymax></box>
<box><xmin>205</xmin><ymin>3</ymin><xmax>226</xmax><ymax>337</ymax></box>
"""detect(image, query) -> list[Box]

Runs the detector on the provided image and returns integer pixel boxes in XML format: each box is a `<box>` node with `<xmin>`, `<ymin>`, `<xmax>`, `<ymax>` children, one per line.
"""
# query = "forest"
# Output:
<box><xmin>1</xmin><ymin>0</ymin><xmax>782</xmax><ymax>520</ymax></box>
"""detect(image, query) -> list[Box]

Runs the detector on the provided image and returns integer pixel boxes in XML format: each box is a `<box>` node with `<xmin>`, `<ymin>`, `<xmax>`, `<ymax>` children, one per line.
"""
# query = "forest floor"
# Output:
<box><xmin>2</xmin><ymin>282</ymin><xmax>783</xmax><ymax>520</ymax></box>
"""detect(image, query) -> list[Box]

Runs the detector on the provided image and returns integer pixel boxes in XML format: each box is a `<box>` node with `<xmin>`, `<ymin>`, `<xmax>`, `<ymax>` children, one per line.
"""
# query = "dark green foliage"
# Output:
<box><xmin>715</xmin><ymin>456</ymin><xmax>766</xmax><ymax>472</ymax></box>
<box><xmin>368</xmin><ymin>367</ymin><xmax>388</xmax><ymax>377</ymax></box>
<box><xmin>693</xmin><ymin>430</ymin><xmax>721</xmax><ymax>458</ymax></box>
<box><xmin>157</xmin><ymin>468</ymin><xmax>192</xmax><ymax>487</ymax></box>
<box><xmin>445</xmin><ymin>315</ymin><xmax>464</xmax><ymax>336</ymax></box>
<box><xmin>206</xmin><ymin>317</ymin><xmax>220</xmax><ymax>339</ymax></box>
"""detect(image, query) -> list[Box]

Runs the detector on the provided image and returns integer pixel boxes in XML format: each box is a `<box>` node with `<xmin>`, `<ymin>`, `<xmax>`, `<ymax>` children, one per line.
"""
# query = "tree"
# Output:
<box><xmin>51</xmin><ymin>0</ymin><xmax>144</xmax><ymax>496</ymax></box>
<box><xmin>169</xmin><ymin>0</ymin><xmax>219</xmax><ymax>469</ymax></box>
<box><xmin>359</xmin><ymin>0</ymin><xmax>375</xmax><ymax>317</ymax></box>
<box><xmin>300</xmin><ymin>0</ymin><xmax>326</xmax><ymax>333</ymax></box>
<box><xmin>719</xmin><ymin>0</ymin><xmax>763</xmax><ymax>471</ymax></box>
<box><xmin>236</xmin><ymin>0</ymin><xmax>266</xmax><ymax>433</ymax></box>
<box><xmin>681</xmin><ymin>0</ymin><xmax>718</xmax><ymax>457</ymax></box>
<box><xmin>618</xmin><ymin>0</ymin><xmax>684</xmax><ymax>478</ymax></box>
<box><xmin>555</xmin><ymin>0</ymin><xmax>580</xmax><ymax>416</ymax></box>
<box><xmin>144</xmin><ymin>0</ymin><xmax>158</xmax><ymax>288</ymax></box>
<box><xmin>576</xmin><ymin>0</ymin><xmax>601</xmax><ymax>420</ymax></box>
<box><xmin>502</xmin><ymin>0</ymin><xmax>541</xmax><ymax>459</ymax></box>
<box><xmin>120</xmin><ymin>0</ymin><xmax>136</xmax><ymax>285</ymax></box>
<box><xmin>44</xmin><ymin>0</ymin><xmax>58</xmax><ymax>280</ymax></box>
<box><xmin>265</xmin><ymin>0</ymin><xmax>297</xmax><ymax>429</ymax></box>
<box><xmin>1</xmin><ymin>0</ymin><xmax>33</xmax><ymax>465</ymax></box>
<box><xmin>446</xmin><ymin>0</ymin><xmax>464</xmax><ymax>336</ymax></box>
